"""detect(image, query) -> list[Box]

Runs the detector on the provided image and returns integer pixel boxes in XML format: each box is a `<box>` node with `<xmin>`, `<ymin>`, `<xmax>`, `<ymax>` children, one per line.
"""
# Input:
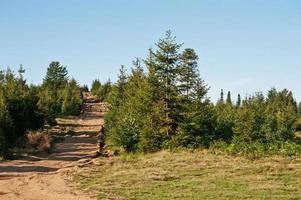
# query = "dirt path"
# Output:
<box><xmin>0</xmin><ymin>93</ymin><xmax>105</xmax><ymax>200</ymax></box>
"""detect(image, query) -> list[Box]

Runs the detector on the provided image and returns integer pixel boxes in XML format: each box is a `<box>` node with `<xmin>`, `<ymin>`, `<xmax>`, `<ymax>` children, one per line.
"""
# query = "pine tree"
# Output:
<box><xmin>236</xmin><ymin>94</ymin><xmax>241</xmax><ymax>107</ymax></box>
<box><xmin>115</xmin><ymin>65</ymin><xmax>127</xmax><ymax>106</ymax></box>
<box><xmin>226</xmin><ymin>91</ymin><xmax>232</xmax><ymax>105</ymax></box>
<box><xmin>91</xmin><ymin>79</ymin><xmax>102</xmax><ymax>96</ymax></box>
<box><xmin>43</xmin><ymin>61</ymin><xmax>68</xmax><ymax>92</ymax></box>
<box><xmin>220</xmin><ymin>89</ymin><xmax>224</xmax><ymax>103</ymax></box>
<box><xmin>100</xmin><ymin>80</ymin><xmax>112</xmax><ymax>101</ymax></box>
<box><xmin>178</xmin><ymin>48</ymin><xmax>199</xmax><ymax>99</ymax></box>
<box><xmin>38</xmin><ymin>61</ymin><xmax>69</xmax><ymax>124</ymax></box>
<box><xmin>138</xmin><ymin>53</ymin><xmax>169</xmax><ymax>151</ymax></box>
<box><xmin>18</xmin><ymin>64</ymin><xmax>26</xmax><ymax>88</ymax></box>
<box><xmin>61</xmin><ymin>79</ymin><xmax>82</xmax><ymax>115</ymax></box>
<box><xmin>170</xmin><ymin>47</ymin><xmax>211</xmax><ymax>148</ymax></box>
<box><xmin>149</xmin><ymin>30</ymin><xmax>182</xmax><ymax>136</ymax></box>
<box><xmin>0</xmin><ymin>89</ymin><xmax>12</xmax><ymax>157</ymax></box>
<box><xmin>105</xmin><ymin>62</ymin><xmax>149</xmax><ymax>152</ymax></box>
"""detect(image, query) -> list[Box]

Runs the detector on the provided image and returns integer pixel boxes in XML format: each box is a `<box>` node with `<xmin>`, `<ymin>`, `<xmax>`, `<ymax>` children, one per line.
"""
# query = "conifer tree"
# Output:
<box><xmin>226</xmin><ymin>91</ymin><xmax>232</xmax><ymax>105</ymax></box>
<box><xmin>115</xmin><ymin>65</ymin><xmax>127</xmax><ymax>106</ymax></box>
<box><xmin>38</xmin><ymin>61</ymin><xmax>71</xmax><ymax>124</ymax></box>
<box><xmin>139</xmin><ymin>53</ymin><xmax>169</xmax><ymax>151</ymax></box>
<box><xmin>43</xmin><ymin>61</ymin><xmax>68</xmax><ymax>93</ymax></box>
<box><xmin>91</xmin><ymin>79</ymin><xmax>102</xmax><ymax>96</ymax></box>
<box><xmin>0</xmin><ymin>89</ymin><xmax>12</xmax><ymax>157</ymax></box>
<box><xmin>149</xmin><ymin>30</ymin><xmax>182</xmax><ymax>136</ymax></box>
<box><xmin>61</xmin><ymin>79</ymin><xmax>82</xmax><ymax>115</ymax></box>
<box><xmin>178</xmin><ymin>48</ymin><xmax>199</xmax><ymax>99</ymax></box>
<box><xmin>236</xmin><ymin>94</ymin><xmax>241</xmax><ymax>107</ymax></box>
<box><xmin>220</xmin><ymin>89</ymin><xmax>224</xmax><ymax>103</ymax></box>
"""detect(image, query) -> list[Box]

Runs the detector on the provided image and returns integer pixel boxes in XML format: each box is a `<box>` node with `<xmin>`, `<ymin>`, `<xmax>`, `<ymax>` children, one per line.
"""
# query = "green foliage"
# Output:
<box><xmin>105</xmin><ymin>31</ymin><xmax>210</xmax><ymax>153</ymax></box>
<box><xmin>226</xmin><ymin>91</ymin><xmax>232</xmax><ymax>105</ymax></box>
<box><xmin>0</xmin><ymin>68</ymin><xmax>45</xmax><ymax>157</ymax></box>
<box><xmin>236</xmin><ymin>94</ymin><xmax>241</xmax><ymax>107</ymax></box>
<box><xmin>214</xmin><ymin>101</ymin><xmax>235</xmax><ymax>142</ymax></box>
<box><xmin>103</xmin><ymin>31</ymin><xmax>301</xmax><ymax>156</ymax></box>
<box><xmin>0</xmin><ymin>62</ymin><xmax>82</xmax><ymax>157</ymax></box>
<box><xmin>105</xmin><ymin>62</ymin><xmax>150</xmax><ymax>152</ymax></box>
<box><xmin>91</xmin><ymin>79</ymin><xmax>112</xmax><ymax>101</ymax></box>
<box><xmin>43</xmin><ymin>61</ymin><xmax>68</xmax><ymax>91</ymax></box>
<box><xmin>61</xmin><ymin>79</ymin><xmax>83</xmax><ymax>115</ymax></box>
<box><xmin>91</xmin><ymin>79</ymin><xmax>101</xmax><ymax>96</ymax></box>
<box><xmin>38</xmin><ymin>61</ymin><xmax>69</xmax><ymax>124</ymax></box>
<box><xmin>0</xmin><ymin>89</ymin><xmax>11</xmax><ymax>156</ymax></box>
<box><xmin>38</xmin><ymin>61</ymin><xmax>83</xmax><ymax>124</ymax></box>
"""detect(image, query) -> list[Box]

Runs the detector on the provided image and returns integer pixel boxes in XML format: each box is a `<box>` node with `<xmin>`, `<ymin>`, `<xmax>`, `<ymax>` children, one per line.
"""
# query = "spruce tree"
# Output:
<box><xmin>178</xmin><ymin>48</ymin><xmax>199</xmax><ymax>99</ymax></box>
<box><xmin>0</xmin><ymin>89</ymin><xmax>12</xmax><ymax>157</ymax></box>
<box><xmin>139</xmin><ymin>53</ymin><xmax>169</xmax><ymax>151</ymax></box>
<box><xmin>220</xmin><ymin>89</ymin><xmax>224</xmax><ymax>103</ymax></box>
<box><xmin>149</xmin><ymin>30</ymin><xmax>182</xmax><ymax>136</ymax></box>
<box><xmin>43</xmin><ymin>61</ymin><xmax>68</xmax><ymax>92</ymax></box>
<box><xmin>61</xmin><ymin>79</ymin><xmax>82</xmax><ymax>115</ymax></box>
<box><xmin>226</xmin><ymin>91</ymin><xmax>232</xmax><ymax>105</ymax></box>
<box><xmin>115</xmin><ymin>65</ymin><xmax>127</xmax><ymax>106</ymax></box>
<box><xmin>236</xmin><ymin>94</ymin><xmax>241</xmax><ymax>107</ymax></box>
<box><xmin>91</xmin><ymin>79</ymin><xmax>102</xmax><ymax>96</ymax></box>
<box><xmin>38</xmin><ymin>61</ymin><xmax>69</xmax><ymax>124</ymax></box>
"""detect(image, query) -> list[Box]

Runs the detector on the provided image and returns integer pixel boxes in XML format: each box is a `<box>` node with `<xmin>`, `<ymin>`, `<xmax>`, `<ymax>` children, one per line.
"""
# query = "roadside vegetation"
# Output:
<box><xmin>0</xmin><ymin>62</ymin><xmax>83</xmax><ymax>159</ymax></box>
<box><xmin>90</xmin><ymin>31</ymin><xmax>301</xmax><ymax>157</ymax></box>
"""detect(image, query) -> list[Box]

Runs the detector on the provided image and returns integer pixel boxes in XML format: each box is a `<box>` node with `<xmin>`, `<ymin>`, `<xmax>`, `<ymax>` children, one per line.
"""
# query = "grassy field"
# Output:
<box><xmin>74</xmin><ymin>150</ymin><xmax>301</xmax><ymax>200</ymax></box>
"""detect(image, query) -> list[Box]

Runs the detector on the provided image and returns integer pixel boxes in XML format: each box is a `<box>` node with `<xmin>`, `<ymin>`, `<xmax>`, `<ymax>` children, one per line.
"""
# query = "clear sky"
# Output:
<box><xmin>0</xmin><ymin>0</ymin><xmax>300</xmax><ymax>102</ymax></box>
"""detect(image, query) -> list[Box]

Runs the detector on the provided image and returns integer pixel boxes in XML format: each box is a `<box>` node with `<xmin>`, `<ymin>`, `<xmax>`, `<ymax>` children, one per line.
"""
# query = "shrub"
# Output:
<box><xmin>26</xmin><ymin>130</ymin><xmax>53</xmax><ymax>153</ymax></box>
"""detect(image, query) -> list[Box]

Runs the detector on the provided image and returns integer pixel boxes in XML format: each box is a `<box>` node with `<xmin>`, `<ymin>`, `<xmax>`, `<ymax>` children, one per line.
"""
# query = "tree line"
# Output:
<box><xmin>0</xmin><ymin>62</ymin><xmax>83</xmax><ymax>158</ymax></box>
<box><xmin>93</xmin><ymin>31</ymin><xmax>301</xmax><ymax>156</ymax></box>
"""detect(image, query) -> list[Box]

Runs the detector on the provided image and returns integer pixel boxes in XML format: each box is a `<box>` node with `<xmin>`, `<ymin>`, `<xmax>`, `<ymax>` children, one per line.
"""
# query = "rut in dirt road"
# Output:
<box><xmin>0</xmin><ymin>93</ymin><xmax>106</xmax><ymax>200</ymax></box>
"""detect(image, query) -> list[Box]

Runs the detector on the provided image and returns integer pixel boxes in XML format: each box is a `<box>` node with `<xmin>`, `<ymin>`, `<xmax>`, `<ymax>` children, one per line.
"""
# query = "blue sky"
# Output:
<box><xmin>0</xmin><ymin>0</ymin><xmax>301</xmax><ymax>102</ymax></box>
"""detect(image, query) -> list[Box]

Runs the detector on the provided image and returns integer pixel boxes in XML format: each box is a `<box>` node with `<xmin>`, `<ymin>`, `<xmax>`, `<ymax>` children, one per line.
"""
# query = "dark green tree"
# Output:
<box><xmin>219</xmin><ymin>89</ymin><xmax>224</xmax><ymax>103</ymax></box>
<box><xmin>226</xmin><ymin>91</ymin><xmax>232</xmax><ymax>105</ymax></box>
<box><xmin>236</xmin><ymin>94</ymin><xmax>241</xmax><ymax>107</ymax></box>
<box><xmin>115</xmin><ymin>65</ymin><xmax>127</xmax><ymax>106</ymax></box>
<box><xmin>38</xmin><ymin>61</ymin><xmax>68</xmax><ymax>122</ymax></box>
<box><xmin>149</xmin><ymin>30</ymin><xmax>182</xmax><ymax>136</ymax></box>
<box><xmin>61</xmin><ymin>79</ymin><xmax>83</xmax><ymax>115</ymax></box>
<box><xmin>178</xmin><ymin>48</ymin><xmax>199</xmax><ymax>99</ymax></box>
<box><xmin>43</xmin><ymin>61</ymin><xmax>68</xmax><ymax>93</ymax></box>
<box><xmin>91</xmin><ymin>79</ymin><xmax>101</xmax><ymax>96</ymax></box>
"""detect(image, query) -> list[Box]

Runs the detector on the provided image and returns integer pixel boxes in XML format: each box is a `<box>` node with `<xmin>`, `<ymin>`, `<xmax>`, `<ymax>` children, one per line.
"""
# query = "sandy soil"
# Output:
<box><xmin>0</xmin><ymin>93</ymin><xmax>105</xmax><ymax>200</ymax></box>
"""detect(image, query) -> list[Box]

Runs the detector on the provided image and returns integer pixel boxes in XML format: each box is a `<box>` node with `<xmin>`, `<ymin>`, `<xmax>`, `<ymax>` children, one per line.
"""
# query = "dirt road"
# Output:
<box><xmin>0</xmin><ymin>93</ymin><xmax>105</xmax><ymax>200</ymax></box>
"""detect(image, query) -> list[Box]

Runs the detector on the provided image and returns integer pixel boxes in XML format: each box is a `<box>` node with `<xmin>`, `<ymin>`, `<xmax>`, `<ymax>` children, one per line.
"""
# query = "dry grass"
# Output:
<box><xmin>27</xmin><ymin>130</ymin><xmax>53</xmax><ymax>153</ymax></box>
<box><xmin>74</xmin><ymin>150</ymin><xmax>301</xmax><ymax>200</ymax></box>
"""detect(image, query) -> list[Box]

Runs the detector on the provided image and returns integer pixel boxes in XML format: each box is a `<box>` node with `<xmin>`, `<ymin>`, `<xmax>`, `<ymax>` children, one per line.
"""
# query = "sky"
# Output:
<box><xmin>0</xmin><ymin>0</ymin><xmax>301</xmax><ymax>102</ymax></box>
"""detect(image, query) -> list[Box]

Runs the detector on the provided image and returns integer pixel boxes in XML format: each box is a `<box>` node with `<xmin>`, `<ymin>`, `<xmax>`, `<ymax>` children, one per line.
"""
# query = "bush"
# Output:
<box><xmin>278</xmin><ymin>141</ymin><xmax>301</xmax><ymax>156</ymax></box>
<box><xmin>26</xmin><ymin>130</ymin><xmax>53</xmax><ymax>153</ymax></box>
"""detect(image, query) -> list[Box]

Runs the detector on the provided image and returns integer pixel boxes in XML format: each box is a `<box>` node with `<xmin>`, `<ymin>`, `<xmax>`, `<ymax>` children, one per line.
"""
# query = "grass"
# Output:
<box><xmin>56</xmin><ymin>117</ymin><xmax>80</xmax><ymax>127</ymax></box>
<box><xmin>74</xmin><ymin>150</ymin><xmax>301</xmax><ymax>200</ymax></box>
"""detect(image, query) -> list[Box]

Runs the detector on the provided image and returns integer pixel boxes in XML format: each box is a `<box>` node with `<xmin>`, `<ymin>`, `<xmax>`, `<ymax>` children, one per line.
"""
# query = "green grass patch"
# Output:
<box><xmin>56</xmin><ymin>117</ymin><xmax>80</xmax><ymax>126</ymax></box>
<box><xmin>74</xmin><ymin>150</ymin><xmax>301</xmax><ymax>200</ymax></box>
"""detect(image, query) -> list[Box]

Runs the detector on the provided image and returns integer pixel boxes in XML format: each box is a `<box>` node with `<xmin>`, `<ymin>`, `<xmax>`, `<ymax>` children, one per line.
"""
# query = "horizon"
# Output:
<box><xmin>1</xmin><ymin>0</ymin><xmax>300</xmax><ymax>102</ymax></box>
